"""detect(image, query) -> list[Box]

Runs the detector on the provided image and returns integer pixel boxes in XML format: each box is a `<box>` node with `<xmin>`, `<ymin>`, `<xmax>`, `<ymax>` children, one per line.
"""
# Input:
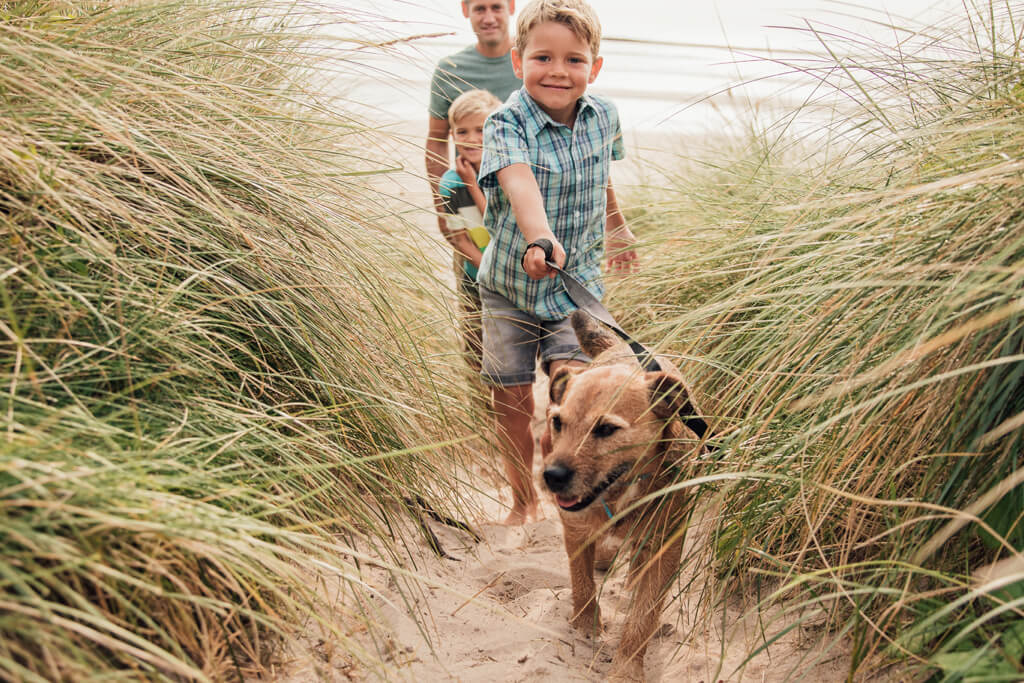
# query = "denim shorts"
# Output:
<box><xmin>479</xmin><ymin>286</ymin><xmax>590</xmax><ymax>387</ymax></box>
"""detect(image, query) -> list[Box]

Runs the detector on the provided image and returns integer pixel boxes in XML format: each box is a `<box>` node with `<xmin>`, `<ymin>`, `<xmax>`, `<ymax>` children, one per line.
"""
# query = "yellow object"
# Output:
<box><xmin>467</xmin><ymin>226</ymin><xmax>490</xmax><ymax>249</ymax></box>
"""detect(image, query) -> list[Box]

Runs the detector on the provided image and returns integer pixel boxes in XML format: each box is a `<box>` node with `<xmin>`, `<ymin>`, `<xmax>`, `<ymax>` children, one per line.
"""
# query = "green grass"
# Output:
<box><xmin>611</xmin><ymin>3</ymin><xmax>1024</xmax><ymax>679</ymax></box>
<box><xmin>1</xmin><ymin>1</ymin><xmax>483</xmax><ymax>679</ymax></box>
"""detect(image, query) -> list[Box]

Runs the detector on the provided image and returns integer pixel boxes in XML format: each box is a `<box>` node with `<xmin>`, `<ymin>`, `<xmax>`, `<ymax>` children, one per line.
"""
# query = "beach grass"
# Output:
<box><xmin>611</xmin><ymin>2</ymin><xmax>1024</xmax><ymax>679</ymax></box>
<box><xmin>7</xmin><ymin>0</ymin><xmax>1024</xmax><ymax>680</ymax></box>
<box><xmin>1</xmin><ymin>1</ymin><xmax>484</xmax><ymax>679</ymax></box>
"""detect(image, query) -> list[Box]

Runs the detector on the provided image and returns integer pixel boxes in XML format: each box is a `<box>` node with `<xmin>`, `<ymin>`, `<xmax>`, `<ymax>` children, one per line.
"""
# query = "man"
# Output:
<box><xmin>426</xmin><ymin>1</ymin><xmax>521</xmax><ymax>243</ymax></box>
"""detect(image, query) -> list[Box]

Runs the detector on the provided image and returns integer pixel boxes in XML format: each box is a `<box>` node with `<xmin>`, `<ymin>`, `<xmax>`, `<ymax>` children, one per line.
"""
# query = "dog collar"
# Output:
<box><xmin>599</xmin><ymin>473</ymin><xmax>653</xmax><ymax>519</ymax></box>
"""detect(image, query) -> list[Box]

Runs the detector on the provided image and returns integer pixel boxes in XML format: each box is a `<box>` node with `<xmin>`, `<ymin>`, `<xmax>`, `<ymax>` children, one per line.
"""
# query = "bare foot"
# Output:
<box><xmin>501</xmin><ymin>501</ymin><xmax>537</xmax><ymax>526</ymax></box>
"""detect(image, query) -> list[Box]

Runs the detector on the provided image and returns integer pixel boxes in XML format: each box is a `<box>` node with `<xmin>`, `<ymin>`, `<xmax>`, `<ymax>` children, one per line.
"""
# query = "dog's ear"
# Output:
<box><xmin>645</xmin><ymin>372</ymin><xmax>695</xmax><ymax>421</ymax></box>
<box><xmin>570</xmin><ymin>309</ymin><xmax>618</xmax><ymax>357</ymax></box>
<box><xmin>549</xmin><ymin>366</ymin><xmax>578</xmax><ymax>405</ymax></box>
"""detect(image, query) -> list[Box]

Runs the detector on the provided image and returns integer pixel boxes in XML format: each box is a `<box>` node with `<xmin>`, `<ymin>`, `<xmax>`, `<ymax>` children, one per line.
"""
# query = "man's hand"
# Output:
<box><xmin>606</xmin><ymin>226</ymin><xmax>638</xmax><ymax>273</ymax></box>
<box><xmin>522</xmin><ymin>238</ymin><xmax>566</xmax><ymax>280</ymax></box>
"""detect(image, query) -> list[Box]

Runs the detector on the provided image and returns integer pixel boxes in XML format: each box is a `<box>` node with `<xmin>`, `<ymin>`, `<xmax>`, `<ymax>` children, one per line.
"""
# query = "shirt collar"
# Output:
<box><xmin>516</xmin><ymin>88</ymin><xmax>596</xmax><ymax>136</ymax></box>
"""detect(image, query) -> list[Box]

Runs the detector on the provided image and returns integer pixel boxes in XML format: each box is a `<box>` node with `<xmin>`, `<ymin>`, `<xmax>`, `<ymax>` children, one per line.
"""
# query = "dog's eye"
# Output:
<box><xmin>551</xmin><ymin>415</ymin><xmax>562</xmax><ymax>432</ymax></box>
<box><xmin>592</xmin><ymin>422</ymin><xmax>620</xmax><ymax>438</ymax></box>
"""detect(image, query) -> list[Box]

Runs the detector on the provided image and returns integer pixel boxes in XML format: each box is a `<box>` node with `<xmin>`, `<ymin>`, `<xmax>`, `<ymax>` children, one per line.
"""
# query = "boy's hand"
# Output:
<box><xmin>606</xmin><ymin>226</ymin><xmax>638</xmax><ymax>273</ymax></box>
<box><xmin>455</xmin><ymin>155</ymin><xmax>478</xmax><ymax>187</ymax></box>
<box><xmin>522</xmin><ymin>237</ymin><xmax>566</xmax><ymax>280</ymax></box>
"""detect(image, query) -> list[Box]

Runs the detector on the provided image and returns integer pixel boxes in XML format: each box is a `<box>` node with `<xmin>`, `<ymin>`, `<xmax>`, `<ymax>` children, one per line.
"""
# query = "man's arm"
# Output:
<box><xmin>604</xmin><ymin>181</ymin><xmax>638</xmax><ymax>273</ymax></box>
<box><xmin>496</xmin><ymin>163</ymin><xmax>564</xmax><ymax>280</ymax></box>
<box><xmin>426</xmin><ymin>116</ymin><xmax>452</xmax><ymax>238</ymax></box>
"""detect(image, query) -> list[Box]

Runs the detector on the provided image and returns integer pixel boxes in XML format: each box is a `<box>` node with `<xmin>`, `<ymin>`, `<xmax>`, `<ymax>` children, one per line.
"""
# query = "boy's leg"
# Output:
<box><xmin>492</xmin><ymin>382</ymin><xmax>537</xmax><ymax>525</ymax></box>
<box><xmin>479</xmin><ymin>287</ymin><xmax>542</xmax><ymax>525</ymax></box>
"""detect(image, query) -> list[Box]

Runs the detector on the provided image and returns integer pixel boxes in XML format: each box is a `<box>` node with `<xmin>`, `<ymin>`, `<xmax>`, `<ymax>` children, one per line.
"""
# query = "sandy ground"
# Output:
<box><xmin>269</xmin><ymin>377</ymin><xmax>849</xmax><ymax>682</ymax></box>
<box><xmin>262</xmin><ymin>123</ymin><xmax>851</xmax><ymax>682</ymax></box>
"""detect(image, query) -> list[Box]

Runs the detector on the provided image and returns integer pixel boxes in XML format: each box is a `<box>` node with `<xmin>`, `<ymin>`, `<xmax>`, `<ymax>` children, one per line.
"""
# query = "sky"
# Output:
<box><xmin>343</xmin><ymin>0</ymin><xmax>966</xmax><ymax>48</ymax></box>
<box><xmin>330</xmin><ymin>0</ymin><xmax>975</xmax><ymax>131</ymax></box>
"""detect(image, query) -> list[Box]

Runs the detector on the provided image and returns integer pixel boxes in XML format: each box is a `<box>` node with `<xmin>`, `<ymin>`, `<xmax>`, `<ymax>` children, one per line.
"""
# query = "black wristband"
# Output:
<box><xmin>521</xmin><ymin>238</ymin><xmax>554</xmax><ymax>270</ymax></box>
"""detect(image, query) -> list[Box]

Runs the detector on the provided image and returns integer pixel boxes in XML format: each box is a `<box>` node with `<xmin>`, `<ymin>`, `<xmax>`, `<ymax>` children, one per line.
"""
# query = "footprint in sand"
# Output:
<box><xmin>485</xmin><ymin>566</ymin><xmax>568</xmax><ymax>603</ymax></box>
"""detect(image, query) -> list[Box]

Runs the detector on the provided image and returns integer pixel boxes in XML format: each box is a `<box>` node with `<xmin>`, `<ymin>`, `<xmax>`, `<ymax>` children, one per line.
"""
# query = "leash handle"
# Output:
<box><xmin>523</xmin><ymin>239</ymin><xmax>660</xmax><ymax>372</ymax></box>
<box><xmin>522</xmin><ymin>238</ymin><xmax>556</xmax><ymax>271</ymax></box>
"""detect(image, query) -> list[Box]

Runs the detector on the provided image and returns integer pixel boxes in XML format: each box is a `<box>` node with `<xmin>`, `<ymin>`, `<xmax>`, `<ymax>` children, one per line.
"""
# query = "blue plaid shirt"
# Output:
<box><xmin>476</xmin><ymin>88</ymin><xmax>625</xmax><ymax>321</ymax></box>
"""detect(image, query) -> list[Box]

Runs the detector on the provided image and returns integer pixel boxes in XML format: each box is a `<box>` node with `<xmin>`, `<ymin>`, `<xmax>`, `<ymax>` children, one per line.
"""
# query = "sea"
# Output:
<box><xmin>325</xmin><ymin>0</ymin><xmax>967</xmax><ymax>137</ymax></box>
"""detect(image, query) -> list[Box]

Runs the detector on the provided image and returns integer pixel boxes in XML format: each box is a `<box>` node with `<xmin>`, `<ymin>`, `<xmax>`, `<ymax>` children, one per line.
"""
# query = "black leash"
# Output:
<box><xmin>524</xmin><ymin>238</ymin><xmax>661</xmax><ymax>372</ymax></box>
<box><xmin>523</xmin><ymin>238</ymin><xmax>715</xmax><ymax>449</ymax></box>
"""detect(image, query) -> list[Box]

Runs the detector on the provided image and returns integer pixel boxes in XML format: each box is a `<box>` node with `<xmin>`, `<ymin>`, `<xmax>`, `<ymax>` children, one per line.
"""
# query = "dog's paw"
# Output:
<box><xmin>569</xmin><ymin>611</ymin><xmax>602</xmax><ymax>639</ymax></box>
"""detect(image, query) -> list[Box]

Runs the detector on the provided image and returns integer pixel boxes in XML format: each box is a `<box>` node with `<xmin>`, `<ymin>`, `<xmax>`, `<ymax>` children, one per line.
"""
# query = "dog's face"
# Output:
<box><xmin>542</xmin><ymin>362</ymin><xmax>692</xmax><ymax>513</ymax></box>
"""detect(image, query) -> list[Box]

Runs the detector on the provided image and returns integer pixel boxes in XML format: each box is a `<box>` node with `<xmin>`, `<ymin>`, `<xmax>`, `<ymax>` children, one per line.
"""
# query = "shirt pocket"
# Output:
<box><xmin>573</xmin><ymin>153</ymin><xmax>605</xmax><ymax>191</ymax></box>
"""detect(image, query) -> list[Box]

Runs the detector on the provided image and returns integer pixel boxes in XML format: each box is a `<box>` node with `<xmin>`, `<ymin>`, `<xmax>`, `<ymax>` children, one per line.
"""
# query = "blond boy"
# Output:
<box><xmin>476</xmin><ymin>0</ymin><xmax>638</xmax><ymax>525</ymax></box>
<box><xmin>438</xmin><ymin>89</ymin><xmax>503</xmax><ymax>371</ymax></box>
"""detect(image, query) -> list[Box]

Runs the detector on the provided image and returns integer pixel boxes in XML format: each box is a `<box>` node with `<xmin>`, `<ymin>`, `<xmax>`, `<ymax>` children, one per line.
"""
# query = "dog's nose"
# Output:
<box><xmin>543</xmin><ymin>464</ymin><xmax>574</xmax><ymax>492</ymax></box>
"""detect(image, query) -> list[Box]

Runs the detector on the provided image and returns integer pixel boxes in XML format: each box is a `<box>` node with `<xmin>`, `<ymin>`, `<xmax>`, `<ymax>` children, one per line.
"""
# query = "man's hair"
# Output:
<box><xmin>515</xmin><ymin>0</ymin><xmax>601</xmax><ymax>59</ymax></box>
<box><xmin>448</xmin><ymin>89</ymin><xmax>503</xmax><ymax>126</ymax></box>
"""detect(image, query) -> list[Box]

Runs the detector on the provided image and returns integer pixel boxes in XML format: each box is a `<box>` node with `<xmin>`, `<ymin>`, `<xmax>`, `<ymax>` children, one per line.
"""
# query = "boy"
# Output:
<box><xmin>438</xmin><ymin>89</ymin><xmax>503</xmax><ymax>372</ymax></box>
<box><xmin>476</xmin><ymin>0</ymin><xmax>638</xmax><ymax>525</ymax></box>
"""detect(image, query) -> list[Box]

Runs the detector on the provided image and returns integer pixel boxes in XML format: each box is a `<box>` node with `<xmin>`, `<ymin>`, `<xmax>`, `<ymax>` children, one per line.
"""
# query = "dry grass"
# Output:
<box><xmin>1</xmin><ymin>1</ymin><xmax>484</xmax><ymax>679</ymax></box>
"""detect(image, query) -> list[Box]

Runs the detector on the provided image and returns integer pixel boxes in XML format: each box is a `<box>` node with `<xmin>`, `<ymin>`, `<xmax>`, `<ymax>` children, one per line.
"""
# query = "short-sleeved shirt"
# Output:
<box><xmin>476</xmin><ymin>88</ymin><xmax>625</xmax><ymax>321</ymax></box>
<box><xmin>439</xmin><ymin>168</ymin><xmax>489</xmax><ymax>280</ymax></box>
<box><xmin>428</xmin><ymin>45</ymin><xmax>521</xmax><ymax>121</ymax></box>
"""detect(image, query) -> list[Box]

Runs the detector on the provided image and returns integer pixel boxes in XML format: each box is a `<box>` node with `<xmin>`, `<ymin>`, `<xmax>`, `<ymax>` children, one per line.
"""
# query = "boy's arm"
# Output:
<box><xmin>439</xmin><ymin>178</ymin><xmax>485</xmax><ymax>270</ymax></box>
<box><xmin>449</xmin><ymin>230</ymin><xmax>484</xmax><ymax>269</ymax></box>
<box><xmin>455</xmin><ymin>155</ymin><xmax>487</xmax><ymax>215</ymax></box>
<box><xmin>496</xmin><ymin>163</ymin><xmax>566</xmax><ymax>280</ymax></box>
<box><xmin>605</xmin><ymin>182</ymin><xmax>638</xmax><ymax>273</ymax></box>
<box><xmin>467</xmin><ymin>183</ymin><xmax>487</xmax><ymax>216</ymax></box>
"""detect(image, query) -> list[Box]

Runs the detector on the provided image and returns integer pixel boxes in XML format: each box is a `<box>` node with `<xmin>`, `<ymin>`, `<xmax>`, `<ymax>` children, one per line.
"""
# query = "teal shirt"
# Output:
<box><xmin>428</xmin><ymin>45</ymin><xmax>521</xmax><ymax>121</ymax></box>
<box><xmin>439</xmin><ymin>169</ymin><xmax>488</xmax><ymax>280</ymax></box>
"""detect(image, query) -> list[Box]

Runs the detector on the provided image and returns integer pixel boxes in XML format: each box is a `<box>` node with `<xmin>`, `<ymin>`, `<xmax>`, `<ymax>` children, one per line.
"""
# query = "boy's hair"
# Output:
<box><xmin>515</xmin><ymin>0</ymin><xmax>601</xmax><ymax>59</ymax></box>
<box><xmin>448</xmin><ymin>89</ymin><xmax>503</xmax><ymax>127</ymax></box>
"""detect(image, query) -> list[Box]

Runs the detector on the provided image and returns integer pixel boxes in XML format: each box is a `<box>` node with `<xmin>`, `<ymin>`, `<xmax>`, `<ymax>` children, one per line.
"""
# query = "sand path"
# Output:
<box><xmin>274</xmin><ymin>376</ymin><xmax>849</xmax><ymax>681</ymax></box>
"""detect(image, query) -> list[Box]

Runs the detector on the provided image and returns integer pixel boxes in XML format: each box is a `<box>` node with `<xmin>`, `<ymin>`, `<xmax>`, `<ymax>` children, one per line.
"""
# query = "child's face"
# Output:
<box><xmin>511</xmin><ymin>21</ymin><xmax>602</xmax><ymax>125</ymax></box>
<box><xmin>452</xmin><ymin>112</ymin><xmax>487</xmax><ymax>166</ymax></box>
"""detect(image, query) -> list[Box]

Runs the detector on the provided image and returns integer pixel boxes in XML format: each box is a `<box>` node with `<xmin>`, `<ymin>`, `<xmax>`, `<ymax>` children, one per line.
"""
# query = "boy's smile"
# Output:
<box><xmin>511</xmin><ymin>21</ymin><xmax>602</xmax><ymax>126</ymax></box>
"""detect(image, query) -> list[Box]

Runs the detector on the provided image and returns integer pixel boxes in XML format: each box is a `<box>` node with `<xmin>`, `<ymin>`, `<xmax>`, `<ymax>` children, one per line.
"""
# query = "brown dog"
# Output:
<box><xmin>541</xmin><ymin>310</ymin><xmax>706</xmax><ymax>682</ymax></box>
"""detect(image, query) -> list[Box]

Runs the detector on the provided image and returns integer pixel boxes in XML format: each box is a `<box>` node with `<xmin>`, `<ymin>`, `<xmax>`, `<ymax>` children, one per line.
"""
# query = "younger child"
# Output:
<box><xmin>476</xmin><ymin>0</ymin><xmax>638</xmax><ymax>524</ymax></box>
<box><xmin>438</xmin><ymin>89</ymin><xmax>503</xmax><ymax>372</ymax></box>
